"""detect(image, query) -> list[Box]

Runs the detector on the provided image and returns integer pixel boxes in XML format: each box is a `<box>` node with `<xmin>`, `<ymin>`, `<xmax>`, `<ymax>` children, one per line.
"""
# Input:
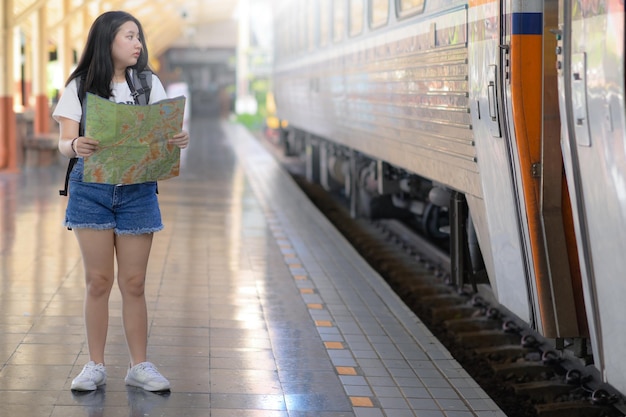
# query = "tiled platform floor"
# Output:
<box><xmin>0</xmin><ymin>118</ymin><xmax>506</xmax><ymax>417</ymax></box>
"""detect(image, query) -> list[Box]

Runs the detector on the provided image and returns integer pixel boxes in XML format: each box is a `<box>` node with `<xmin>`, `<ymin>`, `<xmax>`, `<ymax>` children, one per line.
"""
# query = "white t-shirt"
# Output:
<box><xmin>52</xmin><ymin>71</ymin><xmax>168</xmax><ymax>123</ymax></box>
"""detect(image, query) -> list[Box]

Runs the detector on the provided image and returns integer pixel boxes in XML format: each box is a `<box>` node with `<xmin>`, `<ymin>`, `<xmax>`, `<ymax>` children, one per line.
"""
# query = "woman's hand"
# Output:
<box><xmin>169</xmin><ymin>131</ymin><xmax>189</xmax><ymax>149</ymax></box>
<box><xmin>74</xmin><ymin>137</ymin><xmax>100</xmax><ymax>157</ymax></box>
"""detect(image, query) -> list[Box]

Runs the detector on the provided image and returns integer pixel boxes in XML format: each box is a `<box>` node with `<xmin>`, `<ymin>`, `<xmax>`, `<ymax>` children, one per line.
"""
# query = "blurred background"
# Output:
<box><xmin>0</xmin><ymin>0</ymin><xmax>274</xmax><ymax>162</ymax></box>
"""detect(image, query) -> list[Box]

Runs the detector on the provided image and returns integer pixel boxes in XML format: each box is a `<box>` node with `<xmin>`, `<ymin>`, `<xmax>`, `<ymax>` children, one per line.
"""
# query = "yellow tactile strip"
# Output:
<box><xmin>350</xmin><ymin>396</ymin><xmax>374</xmax><ymax>407</ymax></box>
<box><xmin>267</xmin><ymin>216</ymin><xmax>378</xmax><ymax>411</ymax></box>
<box><xmin>336</xmin><ymin>366</ymin><xmax>357</xmax><ymax>376</ymax></box>
<box><xmin>324</xmin><ymin>341</ymin><xmax>344</xmax><ymax>350</ymax></box>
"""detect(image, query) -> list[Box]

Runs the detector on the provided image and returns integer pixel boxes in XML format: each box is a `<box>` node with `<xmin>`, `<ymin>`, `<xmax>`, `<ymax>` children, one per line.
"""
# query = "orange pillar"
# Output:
<box><xmin>0</xmin><ymin>0</ymin><xmax>18</xmax><ymax>172</ymax></box>
<box><xmin>34</xmin><ymin>95</ymin><xmax>49</xmax><ymax>133</ymax></box>
<box><xmin>0</xmin><ymin>98</ymin><xmax>18</xmax><ymax>172</ymax></box>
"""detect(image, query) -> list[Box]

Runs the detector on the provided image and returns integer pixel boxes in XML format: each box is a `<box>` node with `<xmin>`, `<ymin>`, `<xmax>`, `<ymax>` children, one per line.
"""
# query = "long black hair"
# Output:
<box><xmin>66</xmin><ymin>11</ymin><xmax>150</xmax><ymax>99</ymax></box>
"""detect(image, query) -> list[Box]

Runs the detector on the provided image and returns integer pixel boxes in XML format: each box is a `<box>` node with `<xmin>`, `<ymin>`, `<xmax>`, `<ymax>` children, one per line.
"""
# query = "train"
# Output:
<box><xmin>270</xmin><ymin>0</ymin><xmax>626</xmax><ymax>401</ymax></box>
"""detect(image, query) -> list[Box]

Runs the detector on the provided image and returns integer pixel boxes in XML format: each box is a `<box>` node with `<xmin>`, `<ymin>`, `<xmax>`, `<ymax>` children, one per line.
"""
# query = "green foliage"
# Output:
<box><xmin>236</xmin><ymin>112</ymin><xmax>265</xmax><ymax>130</ymax></box>
<box><xmin>236</xmin><ymin>77</ymin><xmax>271</xmax><ymax>131</ymax></box>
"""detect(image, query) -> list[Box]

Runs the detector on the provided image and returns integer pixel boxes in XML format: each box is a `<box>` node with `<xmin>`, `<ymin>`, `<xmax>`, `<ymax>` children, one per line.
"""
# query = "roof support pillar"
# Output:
<box><xmin>33</xmin><ymin>5</ymin><xmax>49</xmax><ymax>133</ymax></box>
<box><xmin>56</xmin><ymin>0</ymin><xmax>74</xmax><ymax>94</ymax></box>
<box><xmin>0</xmin><ymin>0</ymin><xmax>18</xmax><ymax>171</ymax></box>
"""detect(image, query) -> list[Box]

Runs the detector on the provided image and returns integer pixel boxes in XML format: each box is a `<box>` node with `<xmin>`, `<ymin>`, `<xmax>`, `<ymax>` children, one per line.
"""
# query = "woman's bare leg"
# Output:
<box><xmin>114</xmin><ymin>233</ymin><xmax>153</xmax><ymax>366</ymax></box>
<box><xmin>74</xmin><ymin>229</ymin><xmax>116</xmax><ymax>365</ymax></box>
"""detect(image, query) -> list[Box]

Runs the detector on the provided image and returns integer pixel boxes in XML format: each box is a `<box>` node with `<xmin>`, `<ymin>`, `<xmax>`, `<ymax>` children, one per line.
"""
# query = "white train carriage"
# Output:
<box><xmin>272</xmin><ymin>0</ymin><xmax>624</xmax><ymax>397</ymax></box>
<box><xmin>557</xmin><ymin>0</ymin><xmax>626</xmax><ymax>396</ymax></box>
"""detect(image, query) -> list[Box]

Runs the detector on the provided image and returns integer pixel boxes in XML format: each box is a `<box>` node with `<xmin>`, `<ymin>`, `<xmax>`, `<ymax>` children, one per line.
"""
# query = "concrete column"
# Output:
<box><xmin>56</xmin><ymin>0</ymin><xmax>74</xmax><ymax>92</ymax></box>
<box><xmin>33</xmin><ymin>6</ymin><xmax>49</xmax><ymax>133</ymax></box>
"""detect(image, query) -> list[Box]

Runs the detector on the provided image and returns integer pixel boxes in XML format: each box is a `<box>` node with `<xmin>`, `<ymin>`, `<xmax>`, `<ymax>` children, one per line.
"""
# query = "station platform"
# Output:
<box><xmin>0</xmin><ymin>118</ymin><xmax>506</xmax><ymax>417</ymax></box>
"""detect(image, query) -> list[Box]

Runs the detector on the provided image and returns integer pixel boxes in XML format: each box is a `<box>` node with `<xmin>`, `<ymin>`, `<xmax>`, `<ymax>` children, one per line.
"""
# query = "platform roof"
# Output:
<box><xmin>10</xmin><ymin>0</ymin><xmax>240</xmax><ymax>57</ymax></box>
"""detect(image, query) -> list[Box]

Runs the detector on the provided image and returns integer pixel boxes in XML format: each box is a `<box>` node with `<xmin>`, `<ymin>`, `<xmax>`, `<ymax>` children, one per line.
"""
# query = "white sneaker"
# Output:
<box><xmin>125</xmin><ymin>362</ymin><xmax>171</xmax><ymax>392</ymax></box>
<box><xmin>71</xmin><ymin>361</ymin><xmax>107</xmax><ymax>391</ymax></box>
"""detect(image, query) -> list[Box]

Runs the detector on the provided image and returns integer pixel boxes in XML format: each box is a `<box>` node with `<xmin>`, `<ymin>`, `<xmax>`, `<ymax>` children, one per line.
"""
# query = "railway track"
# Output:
<box><xmin>288</xmin><ymin>173</ymin><xmax>626</xmax><ymax>417</ymax></box>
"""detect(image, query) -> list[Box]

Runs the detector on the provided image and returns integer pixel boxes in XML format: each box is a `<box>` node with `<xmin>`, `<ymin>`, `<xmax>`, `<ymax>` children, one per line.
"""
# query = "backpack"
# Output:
<box><xmin>59</xmin><ymin>69</ymin><xmax>152</xmax><ymax>196</ymax></box>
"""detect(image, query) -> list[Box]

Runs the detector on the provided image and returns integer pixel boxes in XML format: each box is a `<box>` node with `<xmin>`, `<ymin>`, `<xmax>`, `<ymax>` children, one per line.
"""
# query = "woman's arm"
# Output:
<box><xmin>57</xmin><ymin>117</ymin><xmax>100</xmax><ymax>158</ymax></box>
<box><xmin>57</xmin><ymin>117</ymin><xmax>80</xmax><ymax>158</ymax></box>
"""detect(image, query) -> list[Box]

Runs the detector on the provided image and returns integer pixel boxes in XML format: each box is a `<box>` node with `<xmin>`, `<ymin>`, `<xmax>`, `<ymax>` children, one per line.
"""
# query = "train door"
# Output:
<box><xmin>498</xmin><ymin>0</ymin><xmax>584</xmax><ymax>338</ymax></box>
<box><xmin>557</xmin><ymin>0</ymin><xmax>626</xmax><ymax>393</ymax></box>
<box><xmin>467</xmin><ymin>0</ymin><xmax>533</xmax><ymax>326</ymax></box>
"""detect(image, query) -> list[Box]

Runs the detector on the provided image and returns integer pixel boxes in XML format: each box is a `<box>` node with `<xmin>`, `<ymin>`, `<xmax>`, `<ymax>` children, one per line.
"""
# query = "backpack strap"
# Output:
<box><xmin>135</xmin><ymin>70</ymin><xmax>152</xmax><ymax>104</ymax></box>
<box><xmin>59</xmin><ymin>75</ymin><xmax>85</xmax><ymax>196</ymax></box>
<box><xmin>126</xmin><ymin>69</ymin><xmax>152</xmax><ymax>105</ymax></box>
<box><xmin>59</xmin><ymin>157</ymin><xmax>78</xmax><ymax>197</ymax></box>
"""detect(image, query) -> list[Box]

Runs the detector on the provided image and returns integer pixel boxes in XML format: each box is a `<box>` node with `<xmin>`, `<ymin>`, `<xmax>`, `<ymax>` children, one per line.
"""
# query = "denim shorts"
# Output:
<box><xmin>65</xmin><ymin>158</ymin><xmax>163</xmax><ymax>235</ymax></box>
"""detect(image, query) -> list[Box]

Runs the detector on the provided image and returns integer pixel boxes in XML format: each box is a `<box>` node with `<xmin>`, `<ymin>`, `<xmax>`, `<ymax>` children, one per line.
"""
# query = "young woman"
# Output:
<box><xmin>53</xmin><ymin>11</ymin><xmax>189</xmax><ymax>392</ymax></box>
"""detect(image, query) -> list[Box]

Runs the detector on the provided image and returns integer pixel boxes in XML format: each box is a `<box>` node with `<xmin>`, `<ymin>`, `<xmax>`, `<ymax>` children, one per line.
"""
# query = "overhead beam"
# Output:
<box><xmin>12</xmin><ymin>0</ymin><xmax>46</xmax><ymax>27</ymax></box>
<box><xmin>47</xmin><ymin>0</ymin><xmax>96</xmax><ymax>31</ymax></box>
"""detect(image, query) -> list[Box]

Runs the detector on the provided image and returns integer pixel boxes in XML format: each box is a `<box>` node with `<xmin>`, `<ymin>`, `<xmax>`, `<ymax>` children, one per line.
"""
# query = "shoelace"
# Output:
<box><xmin>79</xmin><ymin>363</ymin><xmax>104</xmax><ymax>379</ymax></box>
<box><xmin>134</xmin><ymin>363</ymin><xmax>162</xmax><ymax>379</ymax></box>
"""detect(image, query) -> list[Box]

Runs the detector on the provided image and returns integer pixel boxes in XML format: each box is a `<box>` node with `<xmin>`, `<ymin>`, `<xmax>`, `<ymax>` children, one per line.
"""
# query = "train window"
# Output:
<box><xmin>308</xmin><ymin>1</ymin><xmax>316</xmax><ymax>50</ymax></box>
<box><xmin>349</xmin><ymin>0</ymin><xmax>364</xmax><ymax>37</ymax></box>
<box><xmin>280</xmin><ymin>26</ymin><xmax>287</xmax><ymax>59</ymax></box>
<box><xmin>396</xmin><ymin>0</ymin><xmax>425</xmax><ymax>18</ymax></box>
<box><xmin>279</xmin><ymin>12</ymin><xmax>289</xmax><ymax>58</ymax></box>
<box><xmin>333</xmin><ymin>0</ymin><xmax>346</xmax><ymax>42</ymax></box>
<box><xmin>286</xmin><ymin>8</ymin><xmax>294</xmax><ymax>57</ymax></box>
<box><xmin>281</xmin><ymin>5</ymin><xmax>291</xmax><ymax>57</ymax></box>
<box><xmin>370</xmin><ymin>0</ymin><xmax>389</xmax><ymax>28</ymax></box>
<box><xmin>320</xmin><ymin>0</ymin><xmax>330</xmax><ymax>47</ymax></box>
<box><xmin>299</xmin><ymin>5</ymin><xmax>307</xmax><ymax>52</ymax></box>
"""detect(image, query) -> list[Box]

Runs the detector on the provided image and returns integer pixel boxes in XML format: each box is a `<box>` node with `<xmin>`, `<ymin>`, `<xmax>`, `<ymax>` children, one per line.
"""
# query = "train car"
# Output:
<box><xmin>271</xmin><ymin>0</ymin><xmax>626</xmax><ymax>398</ymax></box>
<box><xmin>557</xmin><ymin>0</ymin><xmax>626</xmax><ymax>397</ymax></box>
